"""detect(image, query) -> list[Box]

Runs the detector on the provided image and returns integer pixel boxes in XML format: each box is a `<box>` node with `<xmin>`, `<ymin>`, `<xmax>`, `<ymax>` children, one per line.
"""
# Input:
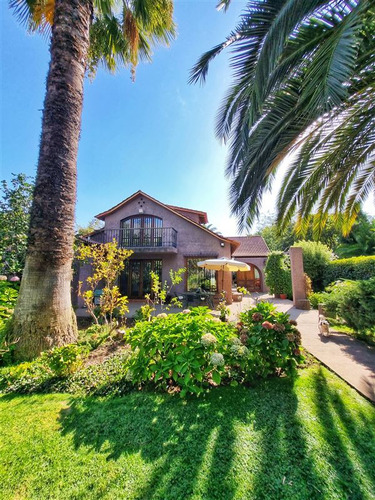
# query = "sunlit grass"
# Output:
<box><xmin>1</xmin><ymin>365</ymin><xmax>374</xmax><ymax>500</ymax></box>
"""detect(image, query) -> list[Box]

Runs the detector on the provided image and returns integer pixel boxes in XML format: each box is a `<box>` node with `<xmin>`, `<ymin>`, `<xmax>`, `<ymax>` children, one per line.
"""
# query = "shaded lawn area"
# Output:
<box><xmin>1</xmin><ymin>365</ymin><xmax>374</xmax><ymax>500</ymax></box>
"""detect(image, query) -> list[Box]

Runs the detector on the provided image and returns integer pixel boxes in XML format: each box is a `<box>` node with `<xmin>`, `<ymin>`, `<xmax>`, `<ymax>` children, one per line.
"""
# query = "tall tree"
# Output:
<box><xmin>0</xmin><ymin>174</ymin><xmax>34</xmax><ymax>276</ymax></box>
<box><xmin>10</xmin><ymin>0</ymin><xmax>175</xmax><ymax>360</ymax></box>
<box><xmin>191</xmin><ymin>0</ymin><xmax>374</xmax><ymax>235</ymax></box>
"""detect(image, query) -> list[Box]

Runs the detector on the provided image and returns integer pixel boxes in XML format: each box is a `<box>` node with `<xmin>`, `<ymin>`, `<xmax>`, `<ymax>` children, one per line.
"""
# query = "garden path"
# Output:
<box><xmin>229</xmin><ymin>295</ymin><xmax>375</xmax><ymax>403</ymax></box>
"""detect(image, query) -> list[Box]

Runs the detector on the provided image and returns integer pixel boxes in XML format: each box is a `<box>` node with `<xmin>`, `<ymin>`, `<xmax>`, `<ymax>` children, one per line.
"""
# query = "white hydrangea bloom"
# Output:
<box><xmin>201</xmin><ymin>333</ymin><xmax>218</xmax><ymax>347</ymax></box>
<box><xmin>210</xmin><ymin>353</ymin><xmax>225</xmax><ymax>366</ymax></box>
<box><xmin>156</xmin><ymin>313</ymin><xmax>168</xmax><ymax>319</ymax></box>
<box><xmin>229</xmin><ymin>337</ymin><xmax>241</xmax><ymax>346</ymax></box>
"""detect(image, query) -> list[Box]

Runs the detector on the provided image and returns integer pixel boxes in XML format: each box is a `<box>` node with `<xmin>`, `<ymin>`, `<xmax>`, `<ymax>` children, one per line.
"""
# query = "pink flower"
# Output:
<box><xmin>261</xmin><ymin>321</ymin><xmax>273</xmax><ymax>330</ymax></box>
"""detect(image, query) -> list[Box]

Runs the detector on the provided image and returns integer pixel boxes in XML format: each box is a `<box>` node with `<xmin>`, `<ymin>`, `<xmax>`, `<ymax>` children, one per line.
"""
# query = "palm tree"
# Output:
<box><xmin>191</xmin><ymin>0</ymin><xmax>374</xmax><ymax>236</ymax></box>
<box><xmin>10</xmin><ymin>0</ymin><xmax>175</xmax><ymax>360</ymax></box>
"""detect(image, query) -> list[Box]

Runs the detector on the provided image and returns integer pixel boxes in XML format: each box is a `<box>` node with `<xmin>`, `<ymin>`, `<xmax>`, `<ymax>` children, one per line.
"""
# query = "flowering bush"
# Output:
<box><xmin>125</xmin><ymin>307</ymin><xmax>239</xmax><ymax>396</ymax></box>
<box><xmin>239</xmin><ymin>301</ymin><xmax>303</xmax><ymax>378</ymax></box>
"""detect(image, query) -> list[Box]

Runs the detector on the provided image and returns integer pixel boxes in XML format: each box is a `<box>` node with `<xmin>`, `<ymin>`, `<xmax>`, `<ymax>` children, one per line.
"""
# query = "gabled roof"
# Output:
<box><xmin>95</xmin><ymin>190</ymin><xmax>239</xmax><ymax>251</ymax></box>
<box><xmin>166</xmin><ymin>204</ymin><xmax>208</xmax><ymax>224</ymax></box>
<box><xmin>228</xmin><ymin>236</ymin><xmax>269</xmax><ymax>257</ymax></box>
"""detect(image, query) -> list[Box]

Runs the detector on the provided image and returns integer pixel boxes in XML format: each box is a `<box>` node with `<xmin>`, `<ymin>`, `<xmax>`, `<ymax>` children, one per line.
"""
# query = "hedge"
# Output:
<box><xmin>324</xmin><ymin>256</ymin><xmax>375</xmax><ymax>286</ymax></box>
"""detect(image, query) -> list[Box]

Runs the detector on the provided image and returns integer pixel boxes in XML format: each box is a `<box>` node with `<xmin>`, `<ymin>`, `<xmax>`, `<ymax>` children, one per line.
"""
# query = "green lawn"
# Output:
<box><xmin>1</xmin><ymin>365</ymin><xmax>374</xmax><ymax>500</ymax></box>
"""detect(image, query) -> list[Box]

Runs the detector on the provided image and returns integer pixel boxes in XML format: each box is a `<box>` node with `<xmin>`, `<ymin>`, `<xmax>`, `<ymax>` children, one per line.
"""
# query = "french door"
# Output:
<box><xmin>120</xmin><ymin>215</ymin><xmax>163</xmax><ymax>247</ymax></box>
<box><xmin>120</xmin><ymin>259</ymin><xmax>162</xmax><ymax>299</ymax></box>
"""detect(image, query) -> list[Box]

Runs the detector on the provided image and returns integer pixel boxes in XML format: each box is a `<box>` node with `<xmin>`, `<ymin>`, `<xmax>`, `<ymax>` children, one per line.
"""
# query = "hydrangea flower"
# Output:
<box><xmin>156</xmin><ymin>313</ymin><xmax>168</xmax><ymax>319</ymax></box>
<box><xmin>182</xmin><ymin>309</ymin><xmax>191</xmax><ymax>314</ymax></box>
<box><xmin>252</xmin><ymin>312</ymin><xmax>263</xmax><ymax>322</ymax></box>
<box><xmin>272</xmin><ymin>323</ymin><xmax>285</xmax><ymax>332</ymax></box>
<box><xmin>286</xmin><ymin>333</ymin><xmax>295</xmax><ymax>342</ymax></box>
<box><xmin>201</xmin><ymin>333</ymin><xmax>218</xmax><ymax>347</ymax></box>
<box><xmin>229</xmin><ymin>337</ymin><xmax>241</xmax><ymax>346</ymax></box>
<box><xmin>230</xmin><ymin>344</ymin><xmax>249</xmax><ymax>357</ymax></box>
<box><xmin>262</xmin><ymin>321</ymin><xmax>273</xmax><ymax>330</ymax></box>
<box><xmin>289</xmin><ymin>319</ymin><xmax>298</xmax><ymax>326</ymax></box>
<box><xmin>210</xmin><ymin>353</ymin><xmax>225</xmax><ymax>366</ymax></box>
<box><xmin>240</xmin><ymin>333</ymin><xmax>249</xmax><ymax>345</ymax></box>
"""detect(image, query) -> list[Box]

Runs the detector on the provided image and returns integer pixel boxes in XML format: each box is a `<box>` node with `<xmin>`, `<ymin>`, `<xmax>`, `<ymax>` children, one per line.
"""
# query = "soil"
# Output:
<box><xmin>84</xmin><ymin>340</ymin><xmax>130</xmax><ymax>367</ymax></box>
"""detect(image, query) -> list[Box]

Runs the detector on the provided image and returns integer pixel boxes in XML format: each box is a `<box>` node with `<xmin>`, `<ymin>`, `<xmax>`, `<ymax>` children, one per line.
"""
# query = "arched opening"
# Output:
<box><xmin>120</xmin><ymin>215</ymin><xmax>163</xmax><ymax>247</ymax></box>
<box><xmin>235</xmin><ymin>264</ymin><xmax>262</xmax><ymax>292</ymax></box>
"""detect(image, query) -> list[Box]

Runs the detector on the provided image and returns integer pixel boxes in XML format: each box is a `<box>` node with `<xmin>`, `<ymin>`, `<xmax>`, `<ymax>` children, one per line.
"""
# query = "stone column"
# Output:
<box><xmin>289</xmin><ymin>247</ymin><xmax>310</xmax><ymax>310</ymax></box>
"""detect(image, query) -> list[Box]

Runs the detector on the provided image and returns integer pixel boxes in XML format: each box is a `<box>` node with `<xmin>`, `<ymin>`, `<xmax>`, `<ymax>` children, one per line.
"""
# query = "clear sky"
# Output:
<box><xmin>1</xmin><ymin>1</ymin><xmax>373</xmax><ymax>236</ymax></box>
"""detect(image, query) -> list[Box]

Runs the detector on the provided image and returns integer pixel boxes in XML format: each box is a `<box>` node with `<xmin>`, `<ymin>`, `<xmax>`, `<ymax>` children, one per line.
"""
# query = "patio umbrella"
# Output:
<box><xmin>197</xmin><ymin>257</ymin><xmax>250</xmax><ymax>292</ymax></box>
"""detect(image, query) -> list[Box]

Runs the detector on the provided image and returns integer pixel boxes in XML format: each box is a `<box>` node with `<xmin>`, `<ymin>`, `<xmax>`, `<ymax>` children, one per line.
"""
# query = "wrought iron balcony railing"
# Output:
<box><xmin>88</xmin><ymin>227</ymin><xmax>178</xmax><ymax>249</ymax></box>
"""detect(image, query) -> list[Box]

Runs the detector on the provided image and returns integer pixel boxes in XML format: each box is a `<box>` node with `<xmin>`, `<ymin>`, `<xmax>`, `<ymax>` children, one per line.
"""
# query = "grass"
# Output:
<box><xmin>1</xmin><ymin>365</ymin><xmax>375</xmax><ymax>500</ymax></box>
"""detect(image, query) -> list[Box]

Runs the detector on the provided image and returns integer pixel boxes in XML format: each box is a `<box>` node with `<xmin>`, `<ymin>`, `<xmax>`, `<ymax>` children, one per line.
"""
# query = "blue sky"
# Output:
<box><xmin>1</xmin><ymin>1</ymin><xmax>373</xmax><ymax>235</ymax></box>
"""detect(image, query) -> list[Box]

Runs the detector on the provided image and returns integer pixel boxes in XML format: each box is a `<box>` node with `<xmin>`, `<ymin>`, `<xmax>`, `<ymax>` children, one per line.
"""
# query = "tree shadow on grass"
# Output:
<box><xmin>57</xmin><ymin>370</ymin><xmax>375</xmax><ymax>500</ymax></box>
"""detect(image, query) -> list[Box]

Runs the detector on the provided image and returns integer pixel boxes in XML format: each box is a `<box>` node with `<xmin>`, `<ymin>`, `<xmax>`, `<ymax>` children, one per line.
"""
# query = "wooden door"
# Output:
<box><xmin>236</xmin><ymin>265</ymin><xmax>261</xmax><ymax>292</ymax></box>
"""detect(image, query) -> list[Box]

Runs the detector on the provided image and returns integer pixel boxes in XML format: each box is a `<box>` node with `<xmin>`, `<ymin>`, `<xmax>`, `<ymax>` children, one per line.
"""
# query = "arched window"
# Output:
<box><xmin>120</xmin><ymin>215</ymin><xmax>163</xmax><ymax>247</ymax></box>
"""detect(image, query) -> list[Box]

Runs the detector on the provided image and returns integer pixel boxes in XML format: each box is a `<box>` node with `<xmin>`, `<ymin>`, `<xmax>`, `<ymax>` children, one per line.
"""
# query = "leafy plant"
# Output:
<box><xmin>76</xmin><ymin>239</ymin><xmax>132</xmax><ymax>325</ymax></box>
<box><xmin>0</xmin><ymin>281</ymin><xmax>19</xmax><ymax>323</ymax></box>
<box><xmin>40</xmin><ymin>344</ymin><xmax>90</xmax><ymax>377</ymax></box>
<box><xmin>145</xmin><ymin>267</ymin><xmax>186</xmax><ymax>315</ymax></box>
<box><xmin>125</xmin><ymin>307</ymin><xmax>238</xmax><ymax>396</ymax></box>
<box><xmin>240</xmin><ymin>302</ymin><xmax>303</xmax><ymax>379</ymax></box>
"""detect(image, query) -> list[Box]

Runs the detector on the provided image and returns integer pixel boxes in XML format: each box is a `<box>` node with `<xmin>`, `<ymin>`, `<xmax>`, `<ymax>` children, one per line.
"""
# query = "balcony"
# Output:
<box><xmin>88</xmin><ymin>227</ymin><xmax>178</xmax><ymax>253</ymax></box>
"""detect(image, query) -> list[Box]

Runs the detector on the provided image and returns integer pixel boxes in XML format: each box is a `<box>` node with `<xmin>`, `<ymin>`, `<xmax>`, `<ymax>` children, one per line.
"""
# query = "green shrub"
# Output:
<box><xmin>293</xmin><ymin>240</ymin><xmax>334</xmax><ymax>291</ymax></box>
<box><xmin>264</xmin><ymin>252</ymin><xmax>292</xmax><ymax>297</ymax></box>
<box><xmin>324</xmin><ymin>256</ymin><xmax>375</xmax><ymax>286</ymax></box>
<box><xmin>125</xmin><ymin>307</ymin><xmax>238</xmax><ymax>396</ymax></box>
<box><xmin>0</xmin><ymin>281</ymin><xmax>19</xmax><ymax>324</ymax></box>
<box><xmin>308</xmin><ymin>292</ymin><xmax>327</xmax><ymax>309</ymax></box>
<box><xmin>40</xmin><ymin>344</ymin><xmax>90</xmax><ymax>377</ymax></box>
<box><xmin>239</xmin><ymin>302</ymin><xmax>303</xmax><ymax>379</ymax></box>
<box><xmin>319</xmin><ymin>279</ymin><xmax>375</xmax><ymax>334</ymax></box>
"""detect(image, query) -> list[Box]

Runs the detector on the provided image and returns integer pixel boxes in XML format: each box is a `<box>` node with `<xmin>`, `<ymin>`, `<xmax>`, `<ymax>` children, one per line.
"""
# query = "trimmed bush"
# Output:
<box><xmin>264</xmin><ymin>252</ymin><xmax>292</xmax><ymax>298</ymax></box>
<box><xmin>293</xmin><ymin>240</ymin><xmax>334</xmax><ymax>291</ymax></box>
<box><xmin>324</xmin><ymin>255</ymin><xmax>375</xmax><ymax>286</ymax></box>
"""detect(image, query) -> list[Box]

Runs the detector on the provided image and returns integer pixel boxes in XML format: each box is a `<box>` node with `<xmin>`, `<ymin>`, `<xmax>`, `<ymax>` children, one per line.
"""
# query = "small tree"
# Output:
<box><xmin>0</xmin><ymin>174</ymin><xmax>34</xmax><ymax>276</ymax></box>
<box><xmin>144</xmin><ymin>268</ymin><xmax>186</xmax><ymax>318</ymax></box>
<box><xmin>76</xmin><ymin>240</ymin><xmax>132</xmax><ymax>326</ymax></box>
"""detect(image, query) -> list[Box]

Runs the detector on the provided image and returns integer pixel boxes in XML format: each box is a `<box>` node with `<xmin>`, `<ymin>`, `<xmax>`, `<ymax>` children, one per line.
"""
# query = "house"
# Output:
<box><xmin>75</xmin><ymin>191</ymin><xmax>269</xmax><ymax>310</ymax></box>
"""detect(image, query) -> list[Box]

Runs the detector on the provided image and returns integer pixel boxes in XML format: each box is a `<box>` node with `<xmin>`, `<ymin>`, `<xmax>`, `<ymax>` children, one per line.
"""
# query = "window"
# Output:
<box><xmin>120</xmin><ymin>215</ymin><xmax>163</xmax><ymax>247</ymax></box>
<box><xmin>186</xmin><ymin>258</ymin><xmax>217</xmax><ymax>292</ymax></box>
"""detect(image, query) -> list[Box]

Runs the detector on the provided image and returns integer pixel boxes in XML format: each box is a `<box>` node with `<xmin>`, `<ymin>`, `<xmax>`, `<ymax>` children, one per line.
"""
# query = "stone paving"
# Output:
<box><xmin>228</xmin><ymin>295</ymin><xmax>375</xmax><ymax>403</ymax></box>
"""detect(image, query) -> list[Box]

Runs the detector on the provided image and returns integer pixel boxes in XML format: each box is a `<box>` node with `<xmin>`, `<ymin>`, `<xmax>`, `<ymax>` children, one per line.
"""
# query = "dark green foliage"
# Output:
<box><xmin>264</xmin><ymin>252</ymin><xmax>292</xmax><ymax>297</ymax></box>
<box><xmin>0</xmin><ymin>173</ymin><xmax>33</xmax><ymax>275</ymax></box>
<box><xmin>336</xmin><ymin>214</ymin><xmax>375</xmax><ymax>257</ymax></box>
<box><xmin>324</xmin><ymin>256</ymin><xmax>375</xmax><ymax>286</ymax></box>
<box><xmin>294</xmin><ymin>240</ymin><xmax>334</xmax><ymax>291</ymax></box>
<box><xmin>191</xmin><ymin>0</ymin><xmax>374</xmax><ymax>233</ymax></box>
<box><xmin>315</xmin><ymin>279</ymin><xmax>375</xmax><ymax>336</ymax></box>
<box><xmin>240</xmin><ymin>302</ymin><xmax>303</xmax><ymax>379</ymax></box>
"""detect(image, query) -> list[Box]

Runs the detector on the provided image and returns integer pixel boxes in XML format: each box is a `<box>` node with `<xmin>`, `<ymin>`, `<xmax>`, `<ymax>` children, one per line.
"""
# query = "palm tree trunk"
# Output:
<box><xmin>11</xmin><ymin>0</ymin><xmax>92</xmax><ymax>360</ymax></box>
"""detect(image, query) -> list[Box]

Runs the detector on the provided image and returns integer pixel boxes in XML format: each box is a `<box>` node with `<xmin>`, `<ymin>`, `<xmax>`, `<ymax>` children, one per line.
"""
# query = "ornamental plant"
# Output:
<box><xmin>125</xmin><ymin>307</ymin><xmax>239</xmax><ymax>396</ymax></box>
<box><xmin>239</xmin><ymin>301</ymin><xmax>303</xmax><ymax>379</ymax></box>
<box><xmin>76</xmin><ymin>239</ymin><xmax>132</xmax><ymax>326</ymax></box>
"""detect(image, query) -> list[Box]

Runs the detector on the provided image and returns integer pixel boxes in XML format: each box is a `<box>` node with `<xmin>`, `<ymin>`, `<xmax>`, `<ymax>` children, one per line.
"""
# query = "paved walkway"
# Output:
<box><xmin>228</xmin><ymin>295</ymin><xmax>375</xmax><ymax>403</ymax></box>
